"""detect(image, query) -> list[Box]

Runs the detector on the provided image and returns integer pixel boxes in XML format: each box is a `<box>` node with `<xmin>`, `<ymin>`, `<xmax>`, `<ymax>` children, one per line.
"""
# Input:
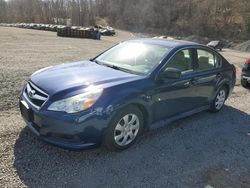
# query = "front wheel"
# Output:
<box><xmin>104</xmin><ymin>106</ymin><xmax>144</xmax><ymax>151</ymax></box>
<box><xmin>210</xmin><ymin>87</ymin><xmax>227</xmax><ymax>113</ymax></box>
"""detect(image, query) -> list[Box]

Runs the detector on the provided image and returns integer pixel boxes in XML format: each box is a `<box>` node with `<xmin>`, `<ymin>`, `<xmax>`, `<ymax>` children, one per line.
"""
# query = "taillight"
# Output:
<box><xmin>233</xmin><ymin>65</ymin><xmax>236</xmax><ymax>73</ymax></box>
<box><xmin>245</xmin><ymin>58</ymin><xmax>250</xmax><ymax>65</ymax></box>
<box><xmin>232</xmin><ymin>65</ymin><xmax>236</xmax><ymax>77</ymax></box>
<box><xmin>244</xmin><ymin>58</ymin><xmax>250</xmax><ymax>69</ymax></box>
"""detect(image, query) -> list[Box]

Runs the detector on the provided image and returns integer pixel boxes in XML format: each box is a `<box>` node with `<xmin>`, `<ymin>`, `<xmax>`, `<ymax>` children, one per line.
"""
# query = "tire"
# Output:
<box><xmin>104</xmin><ymin>105</ymin><xmax>144</xmax><ymax>151</ymax></box>
<box><xmin>210</xmin><ymin>86</ymin><xmax>228</xmax><ymax>113</ymax></box>
<box><xmin>241</xmin><ymin>79</ymin><xmax>250</xmax><ymax>88</ymax></box>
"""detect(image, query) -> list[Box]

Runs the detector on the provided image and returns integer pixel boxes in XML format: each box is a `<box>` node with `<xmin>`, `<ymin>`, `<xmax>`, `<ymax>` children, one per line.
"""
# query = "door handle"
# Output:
<box><xmin>184</xmin><ymin>79</ymin><xmax>197</xmax><ymax>87</ymax></box>
<box><xmin>184</xmin><ymin>81</ymin><xmax>191</xmax><ymax>87</ymax></box>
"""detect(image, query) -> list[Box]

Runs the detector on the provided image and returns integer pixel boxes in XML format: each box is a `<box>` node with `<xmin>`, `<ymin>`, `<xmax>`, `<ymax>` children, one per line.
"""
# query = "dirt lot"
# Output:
<box><xmin>0</xmin><ymin>27</ymin><xmax>250</xmax><ymax>188</ymax></box>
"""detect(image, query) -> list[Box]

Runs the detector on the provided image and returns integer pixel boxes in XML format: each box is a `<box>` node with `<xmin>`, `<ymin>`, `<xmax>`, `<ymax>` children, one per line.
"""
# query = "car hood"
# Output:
<box><xmin>30</xmin><ymin>61</ymin><xmax>141</xmax><ymax>95</ymax></box>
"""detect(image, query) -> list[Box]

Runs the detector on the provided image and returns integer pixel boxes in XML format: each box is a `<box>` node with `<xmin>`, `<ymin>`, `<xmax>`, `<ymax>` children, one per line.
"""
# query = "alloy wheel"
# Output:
<box><xmin>114</xmin><ymin>114</ymin><xmax>140</xmax><ymax>146</ymax></box>
<box><xmin>215</xmin><ymin>89</ymin><xmax>226</xmax><ymax>110</ymax></box>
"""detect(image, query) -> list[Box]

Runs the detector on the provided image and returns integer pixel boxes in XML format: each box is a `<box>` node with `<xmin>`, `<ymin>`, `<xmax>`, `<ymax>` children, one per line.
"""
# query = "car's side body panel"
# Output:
<box><xmin>151</xmin><ymin>73</ymin><xmax>205</xmax><ymax>121</ymax></box>
<box><xmin>99</xmin><ymin>47</ymin><xmax>235</xmax><ymax>127</ymax></box>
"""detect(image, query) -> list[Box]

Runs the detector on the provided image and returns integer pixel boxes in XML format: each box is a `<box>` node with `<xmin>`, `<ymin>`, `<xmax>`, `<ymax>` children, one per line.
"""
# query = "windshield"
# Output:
<box><xmin>95</xmin><ymin>41</ymin><xmax>171</xmax><ymax>75</ymax></box>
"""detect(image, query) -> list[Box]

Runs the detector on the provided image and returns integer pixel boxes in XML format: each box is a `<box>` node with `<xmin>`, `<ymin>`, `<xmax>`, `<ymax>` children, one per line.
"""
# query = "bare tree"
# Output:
<box><xmin>1</xmin><ymin>0</ymin><xmax>249</xmax><ymax>39</ymax></box>
<box><xmin>0</xmin><ymin>0</ymin><xmax>7</xmax><ymax>22</ymax></box>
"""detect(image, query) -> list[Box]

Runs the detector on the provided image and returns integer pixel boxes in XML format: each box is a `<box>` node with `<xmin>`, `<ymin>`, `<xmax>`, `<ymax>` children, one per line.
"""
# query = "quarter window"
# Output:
<box><xmin>166</xmin><ymin>49</ymin><xmax>194</xmax><ymax>74</ymax></box>
<box><xmin>197</xmin><ymin>49</ymin><xmax>220</xmax><ymax>71</ymax></box>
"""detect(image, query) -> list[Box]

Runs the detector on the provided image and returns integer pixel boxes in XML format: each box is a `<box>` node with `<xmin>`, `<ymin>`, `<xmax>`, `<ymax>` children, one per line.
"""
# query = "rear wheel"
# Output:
<box><xmin>210</xmin><ymin>87</ymin><xmax>227</xmax><ymax>112</ymax></box>
<box><xmin>104</xmin><ymin>106</ymin><xmax>144</xmax><ymax>151</ymax></box>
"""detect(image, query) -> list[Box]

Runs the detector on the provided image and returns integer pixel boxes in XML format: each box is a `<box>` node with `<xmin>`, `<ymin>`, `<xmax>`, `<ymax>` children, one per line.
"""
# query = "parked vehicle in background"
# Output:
<box><xmin>19</xmin><ymin>39</ymin><xmax>236</xmax><ymax>151</ymax></box>
<box><xmin>94</xmin><ymin>25</ymin><xmax>104</xmax><ymax>29</ymax></box>
<box><xmin>207</xmin><ymin>41</ymin><xmax>224</xmax><ymax>51</ymax></box>
<box><xmin>100</xmin><ymin>26</ymin><xmax>115</xmax><ymax>36</ymax></box>
<box><xmin>241</xmin><ymin>58</ymin><xmax>250</xmax><ymax>88</ymax></box>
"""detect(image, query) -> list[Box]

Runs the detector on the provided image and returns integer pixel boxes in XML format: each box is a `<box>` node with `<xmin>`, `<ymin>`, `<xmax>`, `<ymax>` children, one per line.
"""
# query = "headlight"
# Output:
<box><xmin>48</xmin><ymin>86</ymin><xmax>103</xmax><ymax>113</ymax></box>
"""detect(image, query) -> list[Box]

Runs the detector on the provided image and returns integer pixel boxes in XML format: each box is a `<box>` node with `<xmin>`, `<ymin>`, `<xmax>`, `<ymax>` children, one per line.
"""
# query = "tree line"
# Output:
<box><xmin>0</xmin><ymin>0</ymin><xmax>250</xmax><ymax>39</ymax></box>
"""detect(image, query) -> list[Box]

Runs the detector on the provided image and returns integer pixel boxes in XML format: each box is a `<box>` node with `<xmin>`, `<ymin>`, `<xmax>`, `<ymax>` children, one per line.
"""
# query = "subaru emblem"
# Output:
<box><xmin>28</xmin><ymin>90</ymin><xmax>36</xmax><ymax>98</ymax></box>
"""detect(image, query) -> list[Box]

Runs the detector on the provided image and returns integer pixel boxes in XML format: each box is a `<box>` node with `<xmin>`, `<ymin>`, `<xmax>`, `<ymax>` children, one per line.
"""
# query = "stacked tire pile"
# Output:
<box><xmin>0</xmin><ymin>23</ymin><xmax>115</xmax><ymax>40</ymax></box>
<box><xmin>57</xmin><ymin>26</ymin><xmax>99</xmax><ymax>39</ymax></box>
<box><xmin>0</xmin><ymin>23</ymin><xmax>60</xmax><ymax>32</ymax></box>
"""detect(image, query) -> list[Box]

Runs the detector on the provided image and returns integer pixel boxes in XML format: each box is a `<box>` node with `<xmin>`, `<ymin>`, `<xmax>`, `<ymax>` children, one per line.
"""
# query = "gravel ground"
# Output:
<box><xmin>0</xmin><ymin>27</ymin><xmax>250</xmax><ymax>188</ymax></box>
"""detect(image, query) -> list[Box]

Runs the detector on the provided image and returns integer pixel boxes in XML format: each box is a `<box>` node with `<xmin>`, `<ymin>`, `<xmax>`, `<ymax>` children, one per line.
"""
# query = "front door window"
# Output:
<box><xmin>166</xmin><ymin>49</ymin><xmax>194</xmax><ymax>74</ymax></box>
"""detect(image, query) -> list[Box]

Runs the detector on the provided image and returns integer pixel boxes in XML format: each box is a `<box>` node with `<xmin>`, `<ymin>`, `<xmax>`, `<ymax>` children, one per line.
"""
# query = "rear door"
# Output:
<box><xmin>191</xmin><ymin>48</ymin><xmax>222</xmax><ymax>105</ymax></box>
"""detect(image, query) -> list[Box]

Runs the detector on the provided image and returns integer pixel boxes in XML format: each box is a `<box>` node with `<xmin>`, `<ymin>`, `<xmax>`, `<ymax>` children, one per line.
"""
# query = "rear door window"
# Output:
<box><xmin>196</xmin><ymin>49</ymin><xmax>221</xmax><ymax>71</ymax></box>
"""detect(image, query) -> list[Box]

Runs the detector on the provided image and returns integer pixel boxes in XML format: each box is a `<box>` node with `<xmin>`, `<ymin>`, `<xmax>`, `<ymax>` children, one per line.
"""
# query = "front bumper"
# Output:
<box><xmin>19</xmin><ymin>97</ymin><xmax>110</xmax><ymax>150</ymax></box>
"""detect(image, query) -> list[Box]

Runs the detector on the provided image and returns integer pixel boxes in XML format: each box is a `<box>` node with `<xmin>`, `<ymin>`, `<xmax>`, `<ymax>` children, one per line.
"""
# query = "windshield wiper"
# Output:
<box><xmin>102</xmin><ymin>63</ymin><xmax>136</xmax><ymax>74</ymax></box>
<box><xmin>103</xmin><ymin>63</ymin><xmax>122</xmax><ymax>70</ymax></box>
<box><xmin>90</xmin><ymin>59</ymin><xmax>139</xmax><ymax>75</ymax></box>
<box><xmin>90</xmin><ymin>59</ymin><xmax>102</xmax><ymax>65</ymax></box>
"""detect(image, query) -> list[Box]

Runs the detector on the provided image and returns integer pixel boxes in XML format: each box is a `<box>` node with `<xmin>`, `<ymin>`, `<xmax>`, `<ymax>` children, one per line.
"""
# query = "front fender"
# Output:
<box><xmin>98</xmin><ymin>86</ymin><xmax>153</xmax><ymax>127</ymax></box>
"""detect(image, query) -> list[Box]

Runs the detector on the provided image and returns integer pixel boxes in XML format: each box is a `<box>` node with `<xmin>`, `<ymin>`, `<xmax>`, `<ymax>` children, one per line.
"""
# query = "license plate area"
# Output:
<box><xmin>20</xmin><ymin>100</ymin><xmax>34</xmax><ymax>122</ymax></box>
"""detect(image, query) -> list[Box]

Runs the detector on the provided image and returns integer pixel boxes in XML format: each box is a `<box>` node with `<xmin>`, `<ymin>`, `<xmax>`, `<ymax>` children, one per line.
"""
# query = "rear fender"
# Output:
<box><xmin>210</xmin><ymin>80</ymin><xmax>231</xmax><ymax>102</ymax></box>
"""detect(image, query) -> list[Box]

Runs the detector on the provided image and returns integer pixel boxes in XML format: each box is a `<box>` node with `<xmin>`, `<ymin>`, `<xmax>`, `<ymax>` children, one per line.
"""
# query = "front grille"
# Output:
<box><xmin>23</xmin><ymin>82</ymin><xmax>49</xmax><ymax>109</ymax></box>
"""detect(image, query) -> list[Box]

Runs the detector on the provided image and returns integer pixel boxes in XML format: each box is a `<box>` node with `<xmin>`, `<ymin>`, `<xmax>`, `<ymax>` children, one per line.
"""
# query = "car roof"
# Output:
<box><xmin>128</xmin><ymin>38</ymin><xmax>201</xmax><ymax>48</ymax></box>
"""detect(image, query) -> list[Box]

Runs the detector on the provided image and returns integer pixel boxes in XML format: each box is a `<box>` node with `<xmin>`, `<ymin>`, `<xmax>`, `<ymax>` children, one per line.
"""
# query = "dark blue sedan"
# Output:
<box><xmin>19</xmin><ymin>39</ymin><xmax>236</xmax><ymax>151</ymax></box>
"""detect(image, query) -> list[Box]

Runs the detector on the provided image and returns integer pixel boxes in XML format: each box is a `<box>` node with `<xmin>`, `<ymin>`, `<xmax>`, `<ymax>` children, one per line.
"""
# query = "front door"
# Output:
<box><xmin>152</xmin><ymin>48</ymin><xmax>203</xmax><ymax>121</ymax></box>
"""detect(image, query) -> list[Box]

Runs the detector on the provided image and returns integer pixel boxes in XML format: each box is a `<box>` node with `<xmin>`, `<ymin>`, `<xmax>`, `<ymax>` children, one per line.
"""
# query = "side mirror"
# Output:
<box><xmin>161</xmin><ymin>67</ymin><xmax>181</xmax><ymax>79</ymax></box>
